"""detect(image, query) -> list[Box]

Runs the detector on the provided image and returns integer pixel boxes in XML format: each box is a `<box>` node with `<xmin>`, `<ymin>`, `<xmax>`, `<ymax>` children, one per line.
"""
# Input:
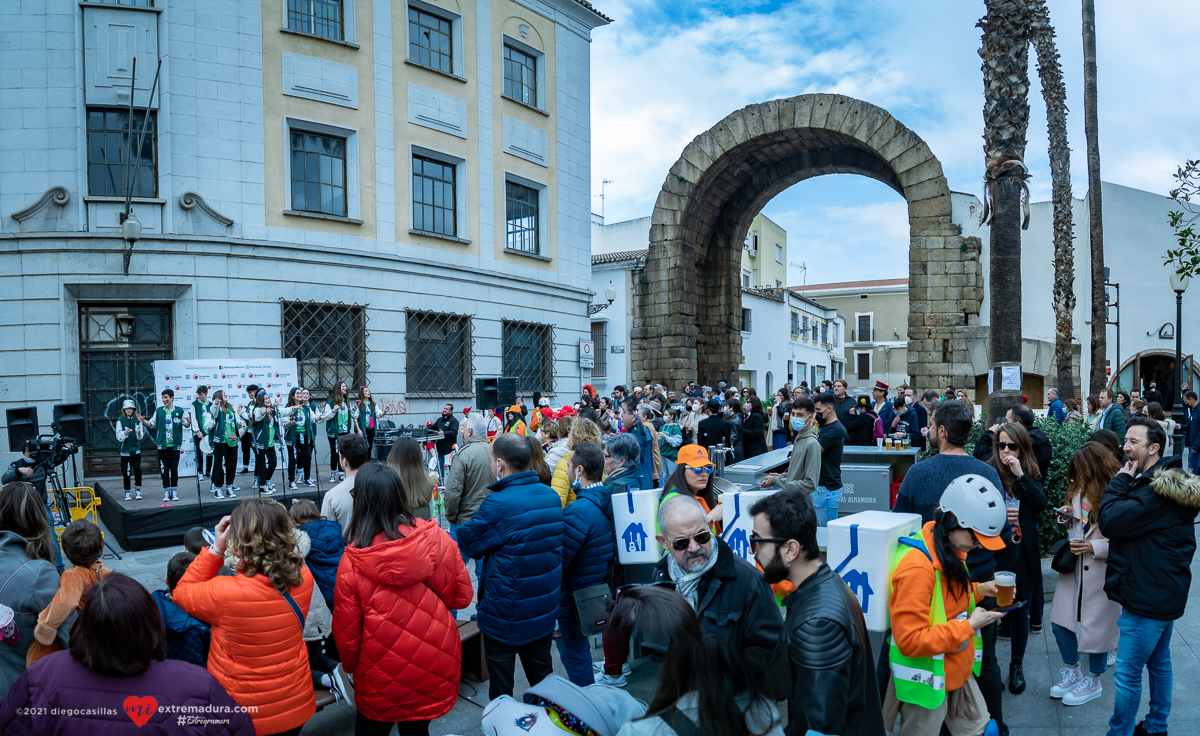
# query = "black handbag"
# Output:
<box><xmin>1050</xmin><ymin>538</ymin><xmax>1077</xmax><ymax>574</ymax></box>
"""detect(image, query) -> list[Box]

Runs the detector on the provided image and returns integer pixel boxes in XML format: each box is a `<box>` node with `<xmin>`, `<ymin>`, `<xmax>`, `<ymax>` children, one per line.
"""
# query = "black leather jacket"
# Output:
<box><xmin>651</xmin><ymin>535</ymin><xmax>781</xmax><ymax>663</ymax></box>
<box><xmin>768</xmin><ymin>564</ymin><xmax>884</xmax><ymax>736</ymax></box>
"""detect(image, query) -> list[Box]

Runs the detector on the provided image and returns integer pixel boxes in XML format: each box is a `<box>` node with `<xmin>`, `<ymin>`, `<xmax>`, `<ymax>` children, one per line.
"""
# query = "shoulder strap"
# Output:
<box><xmin>897</xmin><ymin>535</ymin><xmax>932</xmax><ymax>562</ymax></box>
<box><xmin>0</xmin><ymin>561</ymin><xmax>35</xmax><ymax>596</ymax></box>
<box><xmin>659</xmin><ymin>706</ymin><xmax>704</xmax><ymax>736</ymax></box>
<box><xmin>279</xmin><ymin>589</ymin><xmax>305</xmax><ymax>629</ymax></box>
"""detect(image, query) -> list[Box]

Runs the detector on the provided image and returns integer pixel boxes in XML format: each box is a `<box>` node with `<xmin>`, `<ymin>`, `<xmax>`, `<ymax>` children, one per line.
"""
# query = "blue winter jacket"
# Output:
<box><xmin>1048</xmin><ymin>398</ymin><xmax>1066</xmax><ymax>424</ymax></box>
<box><xmin>457</xmin><ymin>470</ymin><xmax>564</xmax><ymax>646</ymax></box>
<box><xmin>561</xmin><ymin>483</ymin><xmax>615</xmax><ymax>602</ymax></box>
<box><xmin>152</xmin><ymin>590</ymin><xmax>209</xmax><ymax>668</ymax></box>
<box><xmin>624</xmin><ymin>422</ymin><xmax>655</xmax><ymax>486</ymax></box>
<box><xmin>300</xmin><ymin>518</ymin><xmax>345</xmax><ymax>607</ymax></box>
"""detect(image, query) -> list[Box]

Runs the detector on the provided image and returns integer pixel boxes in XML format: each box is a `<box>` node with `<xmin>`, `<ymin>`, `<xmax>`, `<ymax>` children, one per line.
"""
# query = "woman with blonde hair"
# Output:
<box><xmin>550</xmin><ymin>417</ymin><xmax>603</xmax><ymax>506</ymax></box>
<box><xmin>386</xmin><ymin>436</ymin><xmax>436</xmax><ymax>520</ymax></box>
<box><xmin>1047</xmin><ymin>442</ymin><xmax>1123</xmax><ymax>706</ymax></box>
<box><xmin>174</xmin><ymin>498</ymin><xmax>316</xmax><ymax>736</ymax></box>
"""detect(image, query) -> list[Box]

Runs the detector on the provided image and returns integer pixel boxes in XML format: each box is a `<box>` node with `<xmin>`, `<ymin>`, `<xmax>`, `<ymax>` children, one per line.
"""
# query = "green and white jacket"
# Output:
<box><xmin>114</xmin><ymin>416</ymin><xmax>145</xmax><ymax>456</ymax></box>
<box><xmin>191</xmin><ymin>399</ymin><xmax>212</xmax><ymax>437</ymax></box>
<box><xmin>147</xmin><ymin>406</ymin><xmax>187</xmax><ymax>450</ymax></box>
<box><xmin>282</xmin><ymin>405</ymin><xmax>318</xmax><ymax>447</ymax></box>
<box><xmin>250</xmin><ymin>407</ymin><xmax>279</xmax><ymax>449</ymax></box>
<box><xmin>320</xmin><ymin>403</ymin><xmax>353</xmax><ymax>437</ymax></box>
<box><xmin>204</xmin><ymin>406</ymin><xmax>245</xmax><ymax>447</ymax></box>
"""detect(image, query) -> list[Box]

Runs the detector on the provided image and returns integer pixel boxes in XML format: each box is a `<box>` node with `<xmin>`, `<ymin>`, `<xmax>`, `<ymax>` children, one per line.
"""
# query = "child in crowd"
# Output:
<box><xmin>26</xmin><ymin>520</ymin><xmax>109</xmax><ymax>666</ymax></box>
<box><xmin>184</xmin><ymin>527</ymin><xmax>235</xmax><ymax>576</ymax></box>
<box><xmin>114</xmin><ymin>399</ymin><xmax>144</xmax><ymax>501</ymax></box>
<box><xmin>288</xmin><ymin>500</ymin><xmax>344</xmax><ymax>608</ymax></box>
<box><xmin>152</xmin><ymin>552</ymin><xmax>211</xmax><ymax>668</ymax></box>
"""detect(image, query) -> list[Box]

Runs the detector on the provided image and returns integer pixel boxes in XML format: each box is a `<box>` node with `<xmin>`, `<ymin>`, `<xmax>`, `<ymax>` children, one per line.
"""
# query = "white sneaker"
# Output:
<box><xmin>594</xmin><ymin>672</ymin><xmax>627</xmax><ymax>687</ymax></box>
<box><xmin>305</xmin><ymin>478</ymin><xmax>317</xmax><ymax>487</ymax></box>
<box><xmin>163</xmin><ymin>491</ymin><xmax>171</xmax><ymax>502</ymax></box>
<box><xmin>339</xmin><ymin>471</ymin><xmax>345</xmax><ymax>481</ymax></box>
<box><xmin>214</xmin><ymin>488</ymin><xmax>226</xmax><ymax>499</ymax></box>
<box><xmin>290</xmin><ymin>481</ymin><xmax>298</xmax><ymax>490</ymax></box>
<box><xmin>266</xmin><ymin>482</ymin><xmax>276</xmax><ymax>490</ymax></box>
<box><xmin>124</xmin><ymin>491</ymin><xmax>132</xmax><ymax>501</ymax></box>
<box><xmin>134</xmin><ymin>489</ymin><xmax>142</xmax><ymax>500</ymax></box>
<box><xmin>252</xmin><ymin>480</ymin><xmax>260</xmax><ymax>490</ymax></box>
<box><xmin>1050</xmin><ymin>665</ymin><xmax>1083</xmax><ymax>699</ymax></box>
<box><xmin>210</xmin><ymin>483</ymin><xmax>219</xmax><ymax>492</ymax></box>
<box><xmin>330</xmin><ymin>472</ymin><xmax>338</xmax><ymax>483</ymax></box>
<box><xmin>593</xmin><ymin>660</ymin><xmax>632</xmax><ymax>676</ymax></box>
<box><xmin>171</xmin><ymin>489</ymin><xmax>180</xmax><ymax>501</ymax></box>
<box><xmin>1108</xmin><ymin>651</ymin><xmax>1117</xmax><ymax>667</ymax></box>
<box><xmin>1062</xmin><ymin>675</ymin><xmax>1103</xmax><ymax>706</ymax></box>
<box><xmin>226</xmin><ymin>487</ymin><xmax>237</xmax><ymax>498</ymax></box>
<box><xmin>329</xmin><ymin>665</ymin><xmax>353</xmax><ymax>706</ymax></box>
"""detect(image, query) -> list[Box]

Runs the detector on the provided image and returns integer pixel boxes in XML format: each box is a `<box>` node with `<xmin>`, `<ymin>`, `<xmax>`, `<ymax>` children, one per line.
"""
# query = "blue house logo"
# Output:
<box><xmin>622</xmin><ymin>523</ymin><xmax>648</xmax><ymax>553</ymax></box>
<box><xmin>727</xmin><ymin>527</ymin><xmax>750</xmax><ymax>559</ymax></box>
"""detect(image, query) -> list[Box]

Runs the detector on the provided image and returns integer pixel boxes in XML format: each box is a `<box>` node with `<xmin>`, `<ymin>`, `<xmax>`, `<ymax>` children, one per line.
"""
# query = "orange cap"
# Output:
<box><xmin>975</xmin><ymin>532</ymin><xmax>1007</xmax><ymax>552</ymax></box>
<box><xmin>676</xmin><ymin>444</ymin><xmax>715</xmax><ymax>469</ymax></box>
<box><xmin>507</xmin><ymin>405</ymin><xmax>522</xmax><ymax>413</ymax></box>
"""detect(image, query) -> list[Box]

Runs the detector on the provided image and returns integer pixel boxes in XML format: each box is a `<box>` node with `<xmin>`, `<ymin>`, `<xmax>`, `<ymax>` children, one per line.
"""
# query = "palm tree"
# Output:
<box><xmin>980</xmin><ymin>0</ymin><xmax>1031</xmax><ymax>422</ymax></box>
<box><xmin>1029</xmin><ymin>0</ymin><xmax>1075</xmax><ymax>400</ymax></box>
<box><xmin>1083</xmin><ymin>0</ymin><xmax>1107</xmax><ymax>396</ymax></box>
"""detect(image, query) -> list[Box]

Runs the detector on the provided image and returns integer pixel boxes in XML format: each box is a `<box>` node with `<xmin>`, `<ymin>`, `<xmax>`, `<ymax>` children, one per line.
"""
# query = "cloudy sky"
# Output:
<box><xmin>588</xmin><ymin>0</ymin><xmax>1200</xmax><ymax>285</ymax></box>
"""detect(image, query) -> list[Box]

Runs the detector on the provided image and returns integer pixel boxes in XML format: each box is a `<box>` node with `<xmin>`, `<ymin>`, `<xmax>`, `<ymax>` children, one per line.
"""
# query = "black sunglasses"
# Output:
<box><xmin>996</xmin><ymin>442</ymin><xmax>1020</xmax><ymax>451</ymax></box>
<box><xmin>749</xmin><ymin>534</ymin><xmax>788</xmax><ymax>553</ymax></box>
<box><xmin>671</xmin><ymin>530</ymin><xmax>713</xmax><ymax>552</ymax></box>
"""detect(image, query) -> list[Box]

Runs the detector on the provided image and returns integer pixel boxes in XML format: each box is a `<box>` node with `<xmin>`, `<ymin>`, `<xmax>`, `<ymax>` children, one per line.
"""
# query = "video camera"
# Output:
<box><xmin>24</xmin><ymin>423</ymin><xmax>78</xmax><ymax>469</ymax></box>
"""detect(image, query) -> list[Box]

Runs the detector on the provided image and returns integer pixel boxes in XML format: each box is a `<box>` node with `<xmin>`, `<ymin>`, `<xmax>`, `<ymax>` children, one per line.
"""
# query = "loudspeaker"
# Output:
<box><xmin>5</xmin><ymin>408</ymin><xmax>39</xmax><ymax>453</ymax></box>
<box><xmin>53</xmin><ymin>403</ymin><xmax>89</xmax><ymax>446</ymax></box>
<box><xmin>498</xmin><ymin>377</ymin><xmax>517</xmax><ymax>408</ymax></box>
<box><xmin>475</xmin><ymin>378</ymin><xmax>500</xmax><ymax>412</ymax></box>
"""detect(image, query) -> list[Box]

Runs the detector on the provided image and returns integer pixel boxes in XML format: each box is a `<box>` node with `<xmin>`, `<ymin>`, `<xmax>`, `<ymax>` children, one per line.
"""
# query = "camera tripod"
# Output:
<box><xmin>40</xmin><ymin>445</ymin><xmax>123</xmax><ymax>561</ymax></box>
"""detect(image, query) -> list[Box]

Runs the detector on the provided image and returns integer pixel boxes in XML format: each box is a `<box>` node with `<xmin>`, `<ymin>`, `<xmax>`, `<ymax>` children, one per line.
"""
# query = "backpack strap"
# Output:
<box><xmin>278</xmin><ymin>589</ymin><xmax>305</xmax><ymax>629</ymax></box>
<box><xmin>897</xmin><ymin>535</ymin><xmax>932</xmax><ymax>562</ymax></box>
<box><xmin>0</xmin><ymin>561</ymin><xmax>35</xmax><ymax>597</ymax></box>
<box><xmin>659</xmin><ymin>706</ymin><xmax>704</xmax><ymax>736</ymax></box>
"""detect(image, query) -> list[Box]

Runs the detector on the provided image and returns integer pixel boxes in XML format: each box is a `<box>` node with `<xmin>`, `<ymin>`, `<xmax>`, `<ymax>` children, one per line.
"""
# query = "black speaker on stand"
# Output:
<box><xmin>5</xmin><ymin>408</ymin><xmax>39</xmax><ymax>453</ymax></box>
<box><xmin>498</xmin><ymin>377</ymin><xmax>517</xmax><ymax>408</ymax></box>
<box><xmin>52</xmin><ymin>403</ymin><xmax>89</xmax><ymax>446</ymax></box>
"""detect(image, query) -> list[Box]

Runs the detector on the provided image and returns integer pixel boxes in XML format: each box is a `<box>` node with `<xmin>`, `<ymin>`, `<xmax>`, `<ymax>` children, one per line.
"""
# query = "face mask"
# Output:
<box><xmin>791</xmin><ymin>416</ymin><xmax>806</xmax><ymax>432</ymax></box>
<box><xmin>570</xmin><ymin>470</ymin><xmax>583</xmax><ymax>492</ymax></box>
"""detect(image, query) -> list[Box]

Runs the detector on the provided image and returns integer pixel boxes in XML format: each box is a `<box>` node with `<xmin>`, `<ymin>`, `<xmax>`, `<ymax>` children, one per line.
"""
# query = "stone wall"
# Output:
<box><xmin>635</xmin><ymin>94</ymin><xmax>981</xmax><ymax>392</ymax></box>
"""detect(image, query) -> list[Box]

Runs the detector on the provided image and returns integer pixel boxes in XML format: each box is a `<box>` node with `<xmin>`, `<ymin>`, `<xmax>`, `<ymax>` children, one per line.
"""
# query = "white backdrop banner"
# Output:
<box><xmin>152</xmin><ymin>359</ymin><xmax>299</xmax><ymax>477</ymax></box>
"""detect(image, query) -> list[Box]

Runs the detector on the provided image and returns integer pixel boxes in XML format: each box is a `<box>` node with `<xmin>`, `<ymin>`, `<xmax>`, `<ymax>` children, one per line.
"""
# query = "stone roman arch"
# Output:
<box><xmin>632</xmin><ymin>93</ymin><xmax>984</xmax><ymax>392</ymax></box>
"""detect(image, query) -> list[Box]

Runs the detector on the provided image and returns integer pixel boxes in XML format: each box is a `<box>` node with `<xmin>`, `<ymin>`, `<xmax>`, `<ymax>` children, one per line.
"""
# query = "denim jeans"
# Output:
<box><xmin>1052</xmin><ymin>622</ymin><xmax>1108</xmax><ymax>676</ymax></box>
<box><xmin>1107</xmin><ymin>610</ymin><xmax>1173</xmax><ymax>736</ymax></box>
<box><xmin>555</xmin><ymin>608</ymin><xmax>595</xmax><ymax>687</ymax></box>
<box><xmin>661</xmin><ymin>458</ymin><xmax>676</xmax><ymax>480</ymax></box>
<box><xmin>446</xmin><ymin>523</ymin><xmax>474</xmax><ymax>618</ymax></box>
<box><xmin>45</xmin><ymin>502</ymin><xmax>64</xmax><ymax>572</ymax></box>
<box><xmin>811</xmin><ymin>486</ymin><xmax>843</xmax><ymax>527</ymax></box>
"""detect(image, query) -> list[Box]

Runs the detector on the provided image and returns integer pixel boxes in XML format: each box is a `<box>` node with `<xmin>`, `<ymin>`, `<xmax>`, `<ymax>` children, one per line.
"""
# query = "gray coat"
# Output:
<box><xmin>443</xmin><ymin>433</ymin><xmax>496</xmax><ymax>526</ymax></box>
<box><xmin>0</xmin><ymin>531</ymin><xmax>67</xmax><ymax>696</ymax></box>
<box><xmin>774</xmin><ymin>422</ymin><xmax>821</xmax><ymax>495</ymax></box>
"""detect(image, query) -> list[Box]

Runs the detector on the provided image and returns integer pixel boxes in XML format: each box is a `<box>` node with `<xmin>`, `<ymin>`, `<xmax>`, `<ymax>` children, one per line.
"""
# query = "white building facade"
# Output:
<box><xmin>1</xmin><ymin>0</ymin><xmax>609</xmax><ymax>474</ymax></box>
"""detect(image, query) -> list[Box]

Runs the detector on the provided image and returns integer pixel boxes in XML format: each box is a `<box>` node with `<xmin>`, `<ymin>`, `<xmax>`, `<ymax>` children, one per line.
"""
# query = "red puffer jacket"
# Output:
<box><xmin>333</xmin><ymin>518</ymin><xmax>473</xmax><ymax>722</ymax></box>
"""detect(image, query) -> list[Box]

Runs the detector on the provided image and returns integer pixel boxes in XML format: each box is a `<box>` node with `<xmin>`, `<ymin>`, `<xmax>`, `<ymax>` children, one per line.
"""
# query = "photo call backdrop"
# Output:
<box><xmin>152</xmin><ymin>358</ymin><xmax>299</xmax><ymax>478</ymax></box>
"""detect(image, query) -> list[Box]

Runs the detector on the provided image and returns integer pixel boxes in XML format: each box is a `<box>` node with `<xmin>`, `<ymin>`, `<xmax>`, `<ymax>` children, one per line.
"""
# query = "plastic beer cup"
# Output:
<box><xmin>994</xmin><ymin>571</ymin><xmax>1016</xmax><ymax>608</ymax></box>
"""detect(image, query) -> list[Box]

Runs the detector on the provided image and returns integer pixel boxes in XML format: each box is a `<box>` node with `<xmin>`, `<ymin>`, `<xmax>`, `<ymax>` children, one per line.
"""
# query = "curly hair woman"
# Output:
<box><xmin>174</xmin><ymin>498</ymin><xmax>316</xmax><ymax>736</ymax></box>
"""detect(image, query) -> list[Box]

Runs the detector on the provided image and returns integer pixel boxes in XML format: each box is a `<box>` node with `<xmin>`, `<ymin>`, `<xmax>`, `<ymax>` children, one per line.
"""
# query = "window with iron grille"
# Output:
<box><xmin>288</xmin><ymin>0</ymin><xmax>343</xmax><ymax>40</ymax></box>
<box><xmin>412</xmin><ymin>155</ymin><xmax>456</xmax><ymax>236</ymax></box>
<box><xmin>406</xmin><ymin>311</ymin><xmax>473</xmax><ymax>395</ymax></box>
<box><xmin>790</xmin><ymin>312</ymin><xmax>799</xmax><ymax>335</ymax></box>
<box><xmin>502</xmin><ymin>320</ymin><xmax>554</xmax><ymax>394</ymax></box>
<box><xmin>503</xmin><ymin>45</ymin><xmax>537</xmax><ymax>107</ymax></box>
<box><xmin>281</xmin><ymin>301</ymin><xmax>369</xmax><ymax>398</ymax></box>
<box><xmin>87</xmin><ymin>108</ymin><xmax>157</xmax><ymax>197</ymax></box>
<box><xmin>590</xmin><ymin>322</ymin><xmax>607</xmax><ymax>377</ymax></box>
<box><xmin>505</xmin><ymin>181</ymin><xmax>539</xmax><ymax>254</ymax></box>
<box><xmin>408</xmin><ymin>7</ymin><xmax>452</xmax><ymax>73</ymax></box>
<box><xmin>291</xmin><ymin>131</ymin><xmax>347</xmax><ymax>217</ymax></box>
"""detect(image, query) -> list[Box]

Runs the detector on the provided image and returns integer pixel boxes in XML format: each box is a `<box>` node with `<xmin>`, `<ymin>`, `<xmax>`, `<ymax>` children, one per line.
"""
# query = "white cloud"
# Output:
<box><xmin>591</xmin><ymin>0</ymin><xmax>1200</xmax><ymax>284</ymax></box>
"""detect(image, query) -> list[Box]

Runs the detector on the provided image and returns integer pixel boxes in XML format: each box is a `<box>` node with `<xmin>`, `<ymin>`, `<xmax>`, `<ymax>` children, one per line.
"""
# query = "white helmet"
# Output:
<box><xmin>122</xmin><ymin>400</ymin><xmax>137</xmax><ymax>411</ymax></box>
<box><xmin>939</xmin><ymin>474</ymin><xmax>1006</xmax><ymax>541</ymax></box>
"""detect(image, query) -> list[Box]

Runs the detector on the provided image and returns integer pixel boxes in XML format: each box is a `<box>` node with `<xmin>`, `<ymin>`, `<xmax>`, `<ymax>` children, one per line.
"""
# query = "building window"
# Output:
<box><xmin>802</xmin><ymin>315</ymin><xmax>810</xmax><ymax>339</ymax></box>
<box><xmin>505</xmin><ymin>181</ymin><xmax>539</xmax><ymax>254</ymax></box>
<box><xmin>787</xmin><ymin>360</ymin><xmax>793</xmax><ymax>383</ymax></box>
<box><xmin>412</xmin><ymin>155</ymin><xmax>456</xmax><ymax>236</ymax></box>
<box><xmin>741</xmin><ymin>308</ymin><xmax>752</xmax><ymax>333</ymax></box>
<box><xmin>291</xmin><ymin>130</ymin><xmax>347</xmax><ymax>217</ymax></box>
<box><xmin>288</xmin><ymin>0</ymin><xmax>343</xmax><ymax>41</ymax></box>
<box><xmin>406</xmin><ymin>311</ymin><xmax>473</xmax><ymax>395</ymax></box>
<box><xmin>87</xmin><ymin>108</ymin><xmax>157</xmax><ymax>198</ymax></box>
<box><xmin>775</xmin><ymin>280</ymin><xmax>782</xmax><ymax>288</ymax></box>
<box><xmin>798</xmin><ymin>363</ymin><xmax>807</xmax><ymax>385</ymax></box>
<box><xmin>93</xmin><ymin>0</ymin><xmax>154</xmax><ymax>6</ymax></box>
<box><xmin>742</xmin><ymin>271</ymin><xmax>751</xmax><ymax>288</ymax></box>
<box><xmin>502</xmin><ymin>320</ymin><xmax>554</xmax><ymax>394</ymax></box>
<box><xmin>856</xmin><ymin>353</ymin><xmax>870</xmax><ymax>380</ymax></box>
<box><xmin>857</xmin><ymin>315</ymin><xmax>872</xmax><ymax>343</ymax></box>
<box><xmin>821</xmin><ymin>322</ymin><xmax>828</xmax><ymax>345</ymax></box>
<box><xmin>503</xmin><ymin>44</ymin><xmax>537</xmax><ymax>107</ymax></box>
<box><xmin>790</xmin><ymin>312</ymin><xmax>799</xmax><ymax>335</ymax></box>
<box><xmin>775</xmin><ymin>244</ymin><xmax>783</xmax><ymax>264</ymax></box>
<box><xmin>282</xmin><ymin>300</ymin><xmax>368</xmax><ymax>397</ymax></box>
<box><xmin>408</xmin><ymin>7</ymin><xmax>452</xmax><ymax>74</ymax></box>
<box><xmin>590</xmin><ymin>322</ymin><xmax>607</xmax><ymax>377</ymax></box>
<box><xmin>751</xmin><ymin>269</ymin><xmax>759</xmax><ymax>287</ymax></box>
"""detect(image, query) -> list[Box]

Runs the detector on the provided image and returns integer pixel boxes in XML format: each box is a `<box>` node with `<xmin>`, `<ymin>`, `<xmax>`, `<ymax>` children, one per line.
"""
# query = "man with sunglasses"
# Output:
<box><xmin>750</xmin><ymin>491</ymin><xmax>884</xmax><ymax>736</ymax></box>
<box><xmin>648</xmin><ymin>495</ymin><xmax>781</xmax><ymax>663</ymax></box>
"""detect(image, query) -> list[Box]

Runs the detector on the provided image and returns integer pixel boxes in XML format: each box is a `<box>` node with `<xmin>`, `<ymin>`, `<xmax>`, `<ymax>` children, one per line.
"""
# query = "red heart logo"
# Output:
<box><xmin>123</xmin><ymin>696</ymin><xmax>157</xmax><ymax>727</ymax></box>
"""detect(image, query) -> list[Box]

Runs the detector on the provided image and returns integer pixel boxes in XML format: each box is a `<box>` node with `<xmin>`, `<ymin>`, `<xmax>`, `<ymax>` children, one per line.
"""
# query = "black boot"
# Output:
<box><xmin>1008</xmin><ymin>662</ymin><xmax>1026</xmax><ymax>694</ymax></box>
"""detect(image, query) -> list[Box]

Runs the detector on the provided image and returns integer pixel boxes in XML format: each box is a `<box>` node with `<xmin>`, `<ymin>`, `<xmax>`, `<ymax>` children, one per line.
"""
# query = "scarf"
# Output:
<box><xmin>667</xmin><ymin>540</ymin><xmax>720</xmax><ymax>610</ymax></box>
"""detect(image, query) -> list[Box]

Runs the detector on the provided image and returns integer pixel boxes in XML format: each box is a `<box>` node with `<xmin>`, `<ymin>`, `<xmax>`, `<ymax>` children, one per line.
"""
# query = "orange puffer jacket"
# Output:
<box><xmin>175</xmin><ymin>549</ymin><xmax>316</xmax><ymax>736</ymax></box>
<box><xmin>333</xmin><ymin>518</ymin><xmax>473</xmax><ymax>723</ymax></box>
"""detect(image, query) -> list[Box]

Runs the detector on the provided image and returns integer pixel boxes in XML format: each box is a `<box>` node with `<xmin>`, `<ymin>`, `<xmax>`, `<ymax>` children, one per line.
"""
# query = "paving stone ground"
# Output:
<box><xmin>97</xmin><ymin>516</ymin><xmax>1200</xmax><ymax>736</ymax></box>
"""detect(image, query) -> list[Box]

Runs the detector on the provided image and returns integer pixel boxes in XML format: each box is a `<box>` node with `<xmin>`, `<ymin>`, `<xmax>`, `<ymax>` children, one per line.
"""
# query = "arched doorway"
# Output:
<box><xmin>1109</xmin><ymin>349</ymin><xmax>1198</xmax><ymax>401</ymax></box>
<box><xmin>632</xmin><ymin>94</ymin><xmax>983</xmax><ymax>391</ymax></box>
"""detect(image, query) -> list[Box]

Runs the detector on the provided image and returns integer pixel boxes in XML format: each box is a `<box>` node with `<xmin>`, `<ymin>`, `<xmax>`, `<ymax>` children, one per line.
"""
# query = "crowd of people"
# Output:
<box><xmin>0</xmin><ymin>374</ymin><xmax>1197</xmax><ymax>736</ymax></box>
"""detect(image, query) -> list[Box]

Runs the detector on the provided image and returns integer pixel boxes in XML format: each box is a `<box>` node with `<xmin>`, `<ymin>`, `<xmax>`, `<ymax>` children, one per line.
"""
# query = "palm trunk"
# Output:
<box><xmin>1029</xmin><ymin>0</ymin><xmax>1076</xmax><ymax>400</ymax></box>
<box><xmin>980</xmin><ymin>0</ymin><xmax>1031</xmax><ymax>422</ymax></box>
<box><xmin>1083</xmin><ymin>0</ymin><xmax>1107</xmax><ymax>395</ymax></box>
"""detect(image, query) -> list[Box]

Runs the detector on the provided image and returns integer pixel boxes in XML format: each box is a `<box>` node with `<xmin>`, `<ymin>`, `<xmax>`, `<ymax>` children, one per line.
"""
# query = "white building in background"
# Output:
<box><xmin>0</xmin><ymin>0</ymin><xmax>610</xmax><ymax>475</ymax></box>
<box><xmin>589</xmin><ymin>215</ymin><xmax>844</xmax><ymax>396</ymax></box>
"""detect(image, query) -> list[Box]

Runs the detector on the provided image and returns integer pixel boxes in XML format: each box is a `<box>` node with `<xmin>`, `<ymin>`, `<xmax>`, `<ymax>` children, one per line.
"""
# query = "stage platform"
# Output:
<box><xmin>90</xmin><ymin>468</ymin><xmax>337</xmax><ymax>551</ymax></box>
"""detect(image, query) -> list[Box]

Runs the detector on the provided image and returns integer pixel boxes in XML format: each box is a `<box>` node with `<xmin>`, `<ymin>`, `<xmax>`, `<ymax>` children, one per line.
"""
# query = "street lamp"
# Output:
<box><xmin>120</xmin><ymin>208</ymin><xmax>142</xmax><ymax>275</ymax></box>
<box><xmin>1171</xmin><ymin>271</ymin><xmax>1190</xmax><ymax>459</ymax></box>
<box><xmin>589</xmin><ymin>280</ymin><xmax>617</xmax><ymax>315</ymax></box>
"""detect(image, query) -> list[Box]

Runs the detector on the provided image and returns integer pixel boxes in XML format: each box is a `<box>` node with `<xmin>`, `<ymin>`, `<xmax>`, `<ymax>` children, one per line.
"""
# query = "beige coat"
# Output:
<box><xmin>1048</xmin><ymin>492</ymin><xmax>1122</xmax><ymax>653</ymax></box>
